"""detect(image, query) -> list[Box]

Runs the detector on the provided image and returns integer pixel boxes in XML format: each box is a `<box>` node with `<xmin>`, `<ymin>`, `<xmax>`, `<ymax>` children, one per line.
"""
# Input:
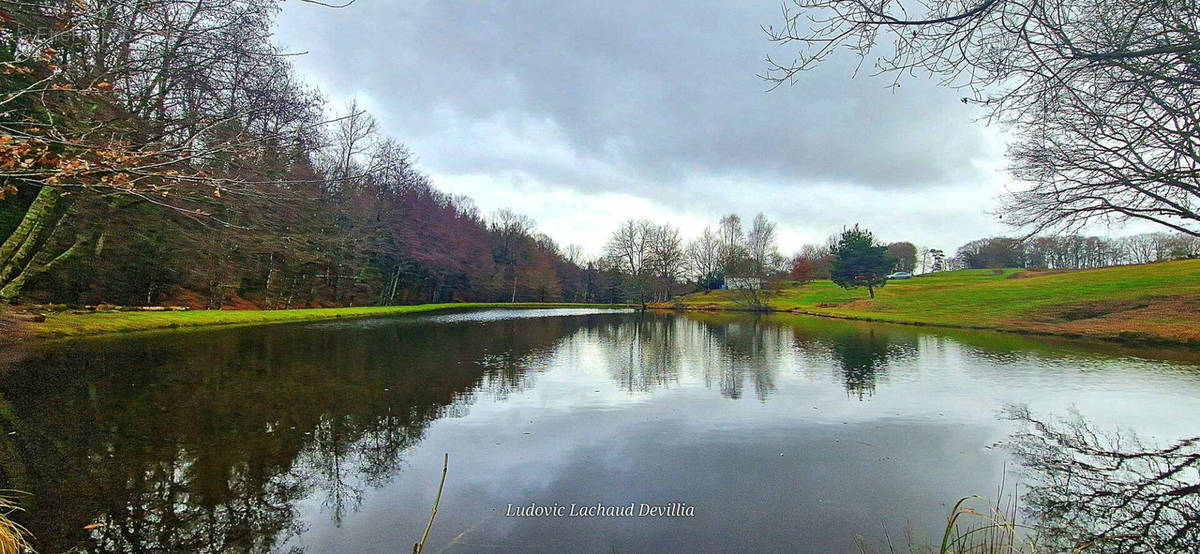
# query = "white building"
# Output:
<box><xmin>724</xmin><ymin>277</ymin><xmax>764</xmax><ymax>290</ymax></box>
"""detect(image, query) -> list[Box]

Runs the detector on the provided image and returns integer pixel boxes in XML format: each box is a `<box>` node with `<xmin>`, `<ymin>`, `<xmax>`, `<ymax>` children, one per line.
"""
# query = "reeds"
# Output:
<box><xmin>935</xmin><ymin>495</ymin><xmax>1039</xmax><ymax>554</ymax></box>
<box><xmin>856</xmin><ymin>491</ymin><xmax>1045</xmax><ymax>554</ymax></box>
<box><xmin>0</xmin><ymin>491</ymin><xmax>33</xmax><ymax>554</ymax></box>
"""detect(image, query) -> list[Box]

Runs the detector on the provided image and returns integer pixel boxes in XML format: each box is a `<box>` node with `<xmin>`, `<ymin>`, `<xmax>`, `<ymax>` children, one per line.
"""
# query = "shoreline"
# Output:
<box><xmin>9</xmin><ymin>299</ymin><xmax>1197</xmax><ymax>347</ymax></box>
<box><xmin>652</xmin><ymin>304</ymin><xmax>1200</xmax><ymax>348</ymax></box>
<box><xmin>9</xmin><ymin>302</ymin><xmax>633</xmax><ymax>341</ymax></box>
<box><xmin>649</xmin><ymin>261</ymin><xmax>1200</xmax><ymax>349</ymax></box>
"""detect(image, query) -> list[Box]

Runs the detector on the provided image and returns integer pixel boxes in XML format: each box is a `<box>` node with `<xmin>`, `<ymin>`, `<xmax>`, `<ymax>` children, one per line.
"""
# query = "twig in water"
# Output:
<box><xmin>413</xmin><ymin>453</ymin><xmax>449</xmax><ymax>554</ymax></box>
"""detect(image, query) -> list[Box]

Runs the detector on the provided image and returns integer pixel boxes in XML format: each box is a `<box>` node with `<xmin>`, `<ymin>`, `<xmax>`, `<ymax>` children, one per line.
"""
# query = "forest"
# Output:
<box><xmin>0</xmin><ymin>0</ymin><xmax>618</xmax><ymax>309</ymax></box>
<box><xmin>3</xmin><ymin>1</ymin><xmax>1197</xmax><ymax>312</ymax></box>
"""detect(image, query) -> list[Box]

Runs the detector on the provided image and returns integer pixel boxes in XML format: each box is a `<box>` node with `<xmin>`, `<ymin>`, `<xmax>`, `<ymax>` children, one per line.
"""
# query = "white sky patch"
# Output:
<box><xmin>433</xmin><ymin>172</ymin><xmax>699</xmax><ymax>259</ymax></box>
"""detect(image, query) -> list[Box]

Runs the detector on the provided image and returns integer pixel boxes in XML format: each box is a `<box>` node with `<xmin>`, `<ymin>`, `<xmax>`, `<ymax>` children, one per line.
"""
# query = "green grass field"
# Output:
<box><xmin>660</xmin><ymin>260</ymin><xmax>1200</xmax><ymax>345</ymax></box>
<box><xmin>17</xmin><ymin>302</ymin><xmax>630</xmax><ymax>340</ymax></box>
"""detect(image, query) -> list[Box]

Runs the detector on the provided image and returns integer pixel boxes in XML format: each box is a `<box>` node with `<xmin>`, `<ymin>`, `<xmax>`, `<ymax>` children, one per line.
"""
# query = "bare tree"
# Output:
<box><xmin>647</xmin><ymin>223</ymin><xmax>685</xmax><ymax>301</ymax></box>
<box><xmin>885</xmin><ymin>242</ymin><xmax>917</xmax><ymax>273</ymax></box>
<box><xmin>686</xmin><ymin>226</ymin><xmax>722</xmax><ymax>287</ymax></box>
<box><xmin>745</xmin><ymin>213</ymin><xmax>781</xmax><ymax>276</ymax></box>
<box><xmin>0</xmin><ymin>0</ymin><xmax>328</xmax><ymax>300</ymax></box>
<box><xmin>1121</xmin><ymin>233</ymin><xmax>1163</xmax><ymax>264</ymax></box>
<box><xmin>563</xmin><ymin>244</ymin><xmax>584</xmax><ymax>266</ymax></box>
<box><xmin>320</xmin><ymin>100</ymin><xmax>380</xmax><ymax>193</ymax></box>
<box><xmin>489</xmin><ymin>209</ymin><xmax>535</xmax><ymax>302</ymax></box>
<box><xmin>794</xmin><ymin>243</ymin><xmax>834</xmax><ymax>279</ymax></box>
<box><xmin>604</xmin><ymin>219</ymin><xmax>655</xmax><ymax>309</ymax></box>
<box><xmin>765</xmin><ymin>0</ymin><xmax>1200</xmax><ymax>237</ymax></box>
<box><xmin>717</xmin><ymin>213</ymin><xmax>745</xmax><ymax>275</ymax></box>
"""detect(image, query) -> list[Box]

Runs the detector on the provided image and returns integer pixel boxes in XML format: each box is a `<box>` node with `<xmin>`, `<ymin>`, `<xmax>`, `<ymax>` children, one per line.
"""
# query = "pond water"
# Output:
<box><xmin>2</xmin><ymin>308</ymin><xmax>1198</xmax><ymax>552</ymax></box>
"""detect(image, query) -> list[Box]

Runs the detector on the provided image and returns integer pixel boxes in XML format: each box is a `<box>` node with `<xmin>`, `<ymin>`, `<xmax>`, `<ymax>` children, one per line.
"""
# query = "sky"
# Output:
<box><xmin>273</xmin><ymin>0</ymin><xmax>1017</xmax><ymax>258</ymax></box>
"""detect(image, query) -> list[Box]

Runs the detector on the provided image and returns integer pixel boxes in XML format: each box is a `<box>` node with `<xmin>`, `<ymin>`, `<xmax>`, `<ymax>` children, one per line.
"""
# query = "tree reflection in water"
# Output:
<box><xmin>690</xmin><ymin>315</ymin><xmax>784</xmax><ymax>400</ymax></box>
<box><xmin>1007</xmin><ymin>405</ymin><xmax>1200</xmax><ymax>553</ymax></box>
<box><xmin>826</xmin><ymin>328</ymin><xmax>910</xmax><ymax>400</ymax></box>
<box><xmin>604</xmin><ymin>314</ymin><xmax>683</xmax><ymax>393</ymax></box>
<box><xmin>8</xmin><ymin>311</ymin><xmax>1184</xmax><ymax>553</ymax></box>
<box><xmin>0</xmin><ymin>315</ymin><xmax>586</xmax><ymax>553</ymax></box>
<box><xmin>602</xmin><ymin>314</ymin><xmax>916</xmax><ymax>401</ymax></box>
<box><xmin>597</xmin><ymin>313</ymin><xmax>785</xmax><ymax>399</ymax></box>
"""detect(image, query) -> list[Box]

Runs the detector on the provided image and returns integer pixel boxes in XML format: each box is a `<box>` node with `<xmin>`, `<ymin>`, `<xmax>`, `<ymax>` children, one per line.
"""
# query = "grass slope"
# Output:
<box><xmin>659</xmin><ymin>260</ymin><xmax>1200</xmax><ymax>345</ymax></box>
<box><xmin>20</xmin><ymin>302</ymin><xmax>629</xmax><ymax>340</ymax></box>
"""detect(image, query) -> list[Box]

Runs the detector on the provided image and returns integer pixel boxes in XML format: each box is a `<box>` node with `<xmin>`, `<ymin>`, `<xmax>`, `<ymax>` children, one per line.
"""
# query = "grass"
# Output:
<box><xmin>658</xmin><ymin>260</ymin><xmax>1200</xmax><ymax>345</ymax></box>
<box><xmin>0</xmin><ymin>492</ymin><xmax>32</xmax><ymax>554</ymax></box>
<box><xmin>15</xmin><ymin>302</ymin><xmax>630</xmax><ymax>340</ymax></box>
<box><xmin>857</xmin><ymin>494</ymin><xmax>1046</xmax><ymax>554</ymax></box>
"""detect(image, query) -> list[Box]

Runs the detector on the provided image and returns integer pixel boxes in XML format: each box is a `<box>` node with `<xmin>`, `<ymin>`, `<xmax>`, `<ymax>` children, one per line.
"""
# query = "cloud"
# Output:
<box><xmin>274</xmin><ymin>0</ymin><xmax>1011</xmax><ymax>253</ymax></box>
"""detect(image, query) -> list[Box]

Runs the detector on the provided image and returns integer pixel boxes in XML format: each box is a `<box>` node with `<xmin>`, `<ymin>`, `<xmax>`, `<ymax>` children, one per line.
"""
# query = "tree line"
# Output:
<box><xmin>0</xmin><ymin>0</ymin><xmax>603</xmax><ymax>308</ymax></box>
<box><xmin>4</xmin><ymin>1</ymin><xmax>1196</xmax><ymax>310</ymax></box>
<box><xmin>603</xmin><ymin>213</ymin><xmax>788</xmax><ymax>308</ymax></box>
<box><xmin>953</xmin><ymin>233</ymin><xmax>1200</xmax><ymax>270</ymax></box>
<box><xmin>602</xmin><ymin>214</ymin><xmax>912</xmax><ymax>305</ymax></box>
<box><xmin>601</xmin><ymin>211</ymin><xmax>1200</xmax><ymax>306</ymax></box>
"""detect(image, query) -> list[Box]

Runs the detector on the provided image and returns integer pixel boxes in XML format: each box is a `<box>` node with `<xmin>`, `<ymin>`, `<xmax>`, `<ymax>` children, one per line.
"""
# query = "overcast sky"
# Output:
<box><xmin>274</xmin><ymin>0</ymin><xmax>1017</xmax><ymax>257</ymax></box>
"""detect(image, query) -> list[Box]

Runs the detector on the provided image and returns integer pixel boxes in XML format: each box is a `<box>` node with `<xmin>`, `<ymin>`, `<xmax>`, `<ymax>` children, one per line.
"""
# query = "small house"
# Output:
<box><xmin>724</xmin><ymin>276</ymin><xmax>764</xmax><ymax>290</ymax></box>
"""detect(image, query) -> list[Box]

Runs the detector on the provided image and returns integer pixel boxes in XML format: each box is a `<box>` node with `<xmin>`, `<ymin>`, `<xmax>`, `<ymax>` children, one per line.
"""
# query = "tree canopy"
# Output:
<box><xmin>829</xmin><ymin>225</ymin><xmax>894</xmax><ymax>298</ymax></box>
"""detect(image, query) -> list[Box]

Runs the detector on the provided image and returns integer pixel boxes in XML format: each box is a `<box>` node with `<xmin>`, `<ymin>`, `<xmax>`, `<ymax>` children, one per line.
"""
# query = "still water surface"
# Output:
<box><xmin>2</xmin><ymin>308</ymin><xmax>1198</xmax><ymax>552</ymax></box>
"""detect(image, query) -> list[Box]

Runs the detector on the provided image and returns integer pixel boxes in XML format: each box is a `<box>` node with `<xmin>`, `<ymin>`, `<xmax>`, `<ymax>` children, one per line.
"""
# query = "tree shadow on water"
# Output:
<box><xmin>1005</xmin><ymin>405</ymin><xmax>1200</xmax><ymax>553</ymax></box>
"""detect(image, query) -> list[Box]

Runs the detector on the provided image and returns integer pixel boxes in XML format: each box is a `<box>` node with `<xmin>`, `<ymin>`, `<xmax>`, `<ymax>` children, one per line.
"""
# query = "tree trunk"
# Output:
<box><xmin>0</xmin><ymin>188</ymin><xmax>64</xmax><ymax>283</ymax></box>
<box><xmin>0</xmin><ymin>231</ymin><xmax>91</xmax><ymax>301</ymax></box>
<box><xmin>389</xmin><ymin>264</ymin><xmax>401</xmax><ymax>303</ymax></box>
<box><xmin>265</xmin><ymin>253</ymin><xmax>276</xmax><ymax>295</ymax></box>
<box><xmin>0</xmin><ymin>188</ymin><xmax>79</xmax><ymax>301</ymax></box>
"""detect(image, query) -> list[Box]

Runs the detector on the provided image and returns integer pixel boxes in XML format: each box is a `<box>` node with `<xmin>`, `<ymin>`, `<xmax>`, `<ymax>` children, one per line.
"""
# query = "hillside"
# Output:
<box><xmin>657</xmin><ymin>260</ymin><xmax>1200</xmax><ymax>345</ymax></box>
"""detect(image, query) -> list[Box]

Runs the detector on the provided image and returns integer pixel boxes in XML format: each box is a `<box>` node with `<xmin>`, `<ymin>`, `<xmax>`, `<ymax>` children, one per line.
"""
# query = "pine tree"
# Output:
<box><xmin>830</xmin><ymin>225</ymin><xmax>894</xmax><ymax>299</ymax></box>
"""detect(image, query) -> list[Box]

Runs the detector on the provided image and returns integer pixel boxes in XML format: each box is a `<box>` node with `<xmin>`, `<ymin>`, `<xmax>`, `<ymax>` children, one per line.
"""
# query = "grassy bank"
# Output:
<box><xmin>657</xmin><ymin>260</ymin><xmax>1200</xmax><ymax>345</ymax></box>
<box><xmin>16</xmin><ymin>302</ymin><xmax>630</xmax><ymax>340</ymax></box>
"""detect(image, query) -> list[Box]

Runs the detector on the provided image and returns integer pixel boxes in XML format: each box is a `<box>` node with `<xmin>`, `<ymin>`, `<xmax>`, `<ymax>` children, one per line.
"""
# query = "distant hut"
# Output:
<box><xmin>724</xmin><ymin>276</ymin><xmax>764</xmax><ymax>290</ymax></box>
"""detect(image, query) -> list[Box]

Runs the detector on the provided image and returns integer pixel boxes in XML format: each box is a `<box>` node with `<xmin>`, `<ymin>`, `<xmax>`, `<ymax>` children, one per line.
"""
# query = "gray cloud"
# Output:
<box><xmin>279</xmin><ymin>1</ymin><xmax>991</xmax><ymax>186</ymax></box>
<box><xmin>274</xmin><ymin>0</ymin><xmax>1009</xmax><ymax>253</ymax></box>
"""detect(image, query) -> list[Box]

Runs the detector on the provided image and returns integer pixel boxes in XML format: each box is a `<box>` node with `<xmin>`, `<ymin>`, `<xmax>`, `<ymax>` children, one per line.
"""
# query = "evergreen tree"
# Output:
<box><xmin>830</xmin><ymin>225</ymin><xmax>894</xmax><ymax>299</ymax></box>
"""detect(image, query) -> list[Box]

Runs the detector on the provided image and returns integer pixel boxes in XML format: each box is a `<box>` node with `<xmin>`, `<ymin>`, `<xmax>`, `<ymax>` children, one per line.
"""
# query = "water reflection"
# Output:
<box><xmin>0</xmin><ymin>310</ymin><xmax>1197</xmax><ymax>552</ymax></box>
<box><xmin>602</xmin><ymin>313</ymin><xmax>916</xmax><ymax>401</ymax></box>
<box><xmin>600</xmin><ymin>313</ymin><xmax>792</xmax><ymax>400</ymax></box>
<box><xmin>826</xmin><ymin>327</ymin><xmax>916</xmax><ymax>400</ymax></box>
<box><xmin>603</xmin><ymin>315</ymin><xmax>683</xmax><ymax>393</ymax></box>
<box><xmin>1007</xmin><ymin>406</ymin><xmax>1200</xmax><ymax>553</ymax></box>
<box><xmin>0</xmin><ymin>314</ymin><xmax>589</xmax><ymax>552</ymax></box>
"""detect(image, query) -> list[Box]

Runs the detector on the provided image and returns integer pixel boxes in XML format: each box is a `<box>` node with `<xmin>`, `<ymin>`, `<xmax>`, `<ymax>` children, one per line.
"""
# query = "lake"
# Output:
<box><xmin>2</xmin><ymin>308</ymin><xmax>1198</xmax><ymax>552</ymax></box>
